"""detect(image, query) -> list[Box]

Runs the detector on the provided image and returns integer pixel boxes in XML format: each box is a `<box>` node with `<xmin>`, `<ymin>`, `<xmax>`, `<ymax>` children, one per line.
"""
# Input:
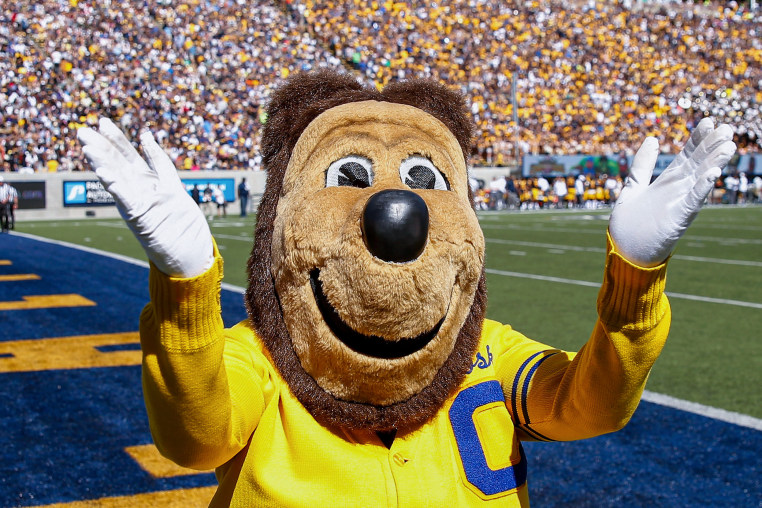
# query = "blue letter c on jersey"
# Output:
<box><xmin>449</xmin><ymin>380</ymin><xmax>527</xmax><ymax>497</ymax></box>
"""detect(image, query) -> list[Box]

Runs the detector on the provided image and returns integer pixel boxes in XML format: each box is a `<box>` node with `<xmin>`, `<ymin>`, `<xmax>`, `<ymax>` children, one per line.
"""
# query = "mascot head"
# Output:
<box><xmin>246</xmin><ymin>69</ymin><xmax>486</xmax><ymax>432</ymax></box>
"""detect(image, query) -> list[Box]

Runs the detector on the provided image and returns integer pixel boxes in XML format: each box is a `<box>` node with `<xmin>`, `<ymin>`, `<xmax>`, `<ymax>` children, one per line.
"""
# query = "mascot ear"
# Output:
<box><xmin>249</xmin><ymin>70</ymin><xmax>380</xmax><ymax>340</ymax></box>
<box><xmin>260</xmin><ymin>70</ymin><xmax>378</xmax><ymax>177</ymax></box>
<box><xmin>381</xmin><ymin>80</ymin><xmax>474</xmax><ymax>164</ymax></box>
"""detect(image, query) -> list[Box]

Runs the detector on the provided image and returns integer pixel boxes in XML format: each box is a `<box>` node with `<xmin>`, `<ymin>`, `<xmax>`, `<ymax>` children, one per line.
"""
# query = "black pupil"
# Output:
<box><xmin>338</xmin><ymin>162</ymin><xmax>370</xmax><ymax>188</ymax></box>
<box><xmin>405</xmin><ymin>165</ymin><xmax>437</xmax><ymax>189</ymax></box>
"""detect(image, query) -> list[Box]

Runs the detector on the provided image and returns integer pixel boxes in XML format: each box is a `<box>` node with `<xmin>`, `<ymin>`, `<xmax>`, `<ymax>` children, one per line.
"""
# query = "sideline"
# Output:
<box><xmin>642</xmin><ymin>391</ymin><xmax>762</xmax><ymax>432</ymax></box>
<box><xmin>8</xmin><ymin>232</ymin><xmax>245</xmax><ymax>295</ymax></box>
<box><xmin>10</xmin><ymin>231</ymin><xmax>761</xmax><ymax>431</ymax></box>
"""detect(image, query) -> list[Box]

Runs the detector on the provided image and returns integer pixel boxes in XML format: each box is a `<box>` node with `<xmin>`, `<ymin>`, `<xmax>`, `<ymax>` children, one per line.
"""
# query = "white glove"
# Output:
<box><xmin>77</xmin><ymin>118</ymin><xmax>214</xmax><ymax>278</ymax></box>
<box><xmin>609</xmin><ymin>118</ymin><xmax>736</xmax><ymax>267</ymax></box>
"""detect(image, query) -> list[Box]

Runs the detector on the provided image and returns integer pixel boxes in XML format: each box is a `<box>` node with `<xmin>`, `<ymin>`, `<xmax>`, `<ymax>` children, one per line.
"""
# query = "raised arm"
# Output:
<box><xmin>78</xmin><ymin>119</ymin><xmax>263</xmax><ymax>468</ymax></box>
<box><xmin>498</xmin><ymin>119</ymin><xmax>736</xmax><ymax>441</ymax></box>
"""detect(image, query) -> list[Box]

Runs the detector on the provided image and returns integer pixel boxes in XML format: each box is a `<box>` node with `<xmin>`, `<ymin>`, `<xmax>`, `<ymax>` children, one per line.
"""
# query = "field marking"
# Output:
<box><xmin>9</xmin><ymin>232</ymin><xmax>245</xmax><ymax>294</ymax></box>
<box><xmin>93</xmin><ymin>221</ymin><xmax>129</xmax><ymax>229</ymax></box>
<box><xmin>0</xmin><ymin>274</ymin><xmax>41</xmax><ymax>281</ymax></box>
<box><xmin>669</xmin><ymin>254</ymin><xmax>762</xmax><ymax>267</ymax></box>
<box><xmin>481</xmin><ymin>223</ymin><xmax>762</xmax><ymax>245</ymax></box>
<box><xmin>212</xmin><ymin>233</ymin><xmax>253</xmax><ymax>242</ymax></box>
<box><xmin>0</xmin><ymin>332</ymin><xmax>140</xmax><ymax>373</ymax></box>
<box><xmin>12</xmin><ymin>232</ymin><xmax>151</xmax><ymax>268</ymax></box>
<box><xmin>10</xmin><ymin>233</ymin><xmax>761</xmax><ymax>430</ymax></box>
<box><xmin>485</xmin><ymin>268</ymin><xmax>762</xmax><ymax>309</ymax></box>
<box><xmin>36</xmin><ymin>486</ymin><xmax>216</xmax><ymax>507</ymax></box>
<box><xmin>691</xmin><ymin>223</ymin><xmax>762</xmax><ymax>232</ymax></box>
<box><xmin>125</xmin><ymin>444</ymin><xmax>213</xmax><ymax>478</ymax></box>
<box><xmin>487</xmin><ymin>237</ymin><xmax>604</xmax><ymax>253</ymax></box>
<box><xmin>485</xmin><ymin>238</ymin><xmax>762</xmax><ymax>267</ymax></box>
<box><xmin>0</xmin><ymin>294</ymin><xmax>96</xmax><ymax>311</ymax></box>
<box><xmin>642</xmin><ymin>390</ymin><xmax>762</xmax><ymax>432</ymax></box>
<box><xmin>481</xmin><ymin>223</ymin><xmax>603</xmax><ymax>236</ymax></box>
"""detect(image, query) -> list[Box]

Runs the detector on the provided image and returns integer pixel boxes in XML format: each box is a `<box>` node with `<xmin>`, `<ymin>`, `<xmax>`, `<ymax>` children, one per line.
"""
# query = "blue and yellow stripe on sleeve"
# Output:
<box><xmin>509</xmin><ymin>349</ymin><xmax>560</xmax><ymax>442</ymax></box>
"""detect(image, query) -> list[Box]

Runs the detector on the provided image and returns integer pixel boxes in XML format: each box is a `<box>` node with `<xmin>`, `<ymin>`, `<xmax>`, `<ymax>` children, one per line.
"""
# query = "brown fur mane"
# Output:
<box><xmin>245</xmin><ymin>69</ymin><xmax>485</xmax><ymax>431</ymax></box>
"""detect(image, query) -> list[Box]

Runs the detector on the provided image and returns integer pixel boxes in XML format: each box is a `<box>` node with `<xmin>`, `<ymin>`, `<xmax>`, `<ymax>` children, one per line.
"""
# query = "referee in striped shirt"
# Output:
<box><xmin>0</xmin><ymin>176</ymin><xmax>14</xmax><ymax>233</ymax></box>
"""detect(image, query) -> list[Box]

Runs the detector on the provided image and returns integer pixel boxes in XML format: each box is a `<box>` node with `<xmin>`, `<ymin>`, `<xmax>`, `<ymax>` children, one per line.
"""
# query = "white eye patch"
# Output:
<box><xmin>326</xmin><ymin>156</ymin><xmax>373</xmax><ymax>188</ymax></box>
<box><xmin>400</xmin><ymin>155</ymin><xmax>449</xmax><ymax>191</ymax></box>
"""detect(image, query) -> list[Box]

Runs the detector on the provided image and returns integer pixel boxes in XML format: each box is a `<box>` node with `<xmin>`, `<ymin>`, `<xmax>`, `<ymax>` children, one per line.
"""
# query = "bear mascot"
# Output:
<box><xmin>78</xmin><ymin>69</ymin><xmax>735</xmax><ymax>506</ymax></box>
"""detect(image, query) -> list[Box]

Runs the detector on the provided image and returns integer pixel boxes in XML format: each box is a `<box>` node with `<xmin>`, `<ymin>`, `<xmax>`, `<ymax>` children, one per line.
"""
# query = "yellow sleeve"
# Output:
<box><xmin>139</xmin><ymin>247</ymin><xmax>268</xmax><ymax>470</ymax></box>
<box><xmin>493</xmin><ymin>232</ymin><xmax>670</xmax><ymax>442</ymax></box>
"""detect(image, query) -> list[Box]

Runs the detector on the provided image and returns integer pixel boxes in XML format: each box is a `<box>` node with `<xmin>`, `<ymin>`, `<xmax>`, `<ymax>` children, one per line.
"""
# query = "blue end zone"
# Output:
<box><xmin>524</xmin><ymin>402</ymin><xmax>761</xmax><ymax>507</ymax></box>
<box><xmin>2</xmin><ymin>366</ymin><xmax>216</xmax><ymax>505</ymax></box>
<box><xmin>1</xmin><ymin>234</ymin><xmax>760</xmax><ymax>506</ymax></box>
<box><xmin>0</xmin><ymin>234</ymin><xmax>246</xmax><ymax>505</ymax></box>
<box><xmin>0</xmin><ymin>234</ymin><xmax>247</xmax><ymax>342</ymax></box>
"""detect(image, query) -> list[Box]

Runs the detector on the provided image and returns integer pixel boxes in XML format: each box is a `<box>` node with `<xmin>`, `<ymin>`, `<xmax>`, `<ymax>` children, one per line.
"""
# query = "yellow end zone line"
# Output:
<box><xmin>0</xmin><ymin>294</ymin><xmax>96</xmax><ymax>311</ymax></box>
<box><xmin>125</xmin><ymin>444</ymin><xmax>213</xmax><ymax>478</ymax></box>
<box><xmin>0</xmin><ymin>274</ymin><xmax>41</xmax><ymax>282</ymax></box>
<box><xmin>0</xmin><ymin>332</ymin><xmax>141</xmax><ymax>373</ymax></box>
<box><xmin>35</xmin><ymin>486</ymin><xmax>216</xmax><ymax>508</ymax></box>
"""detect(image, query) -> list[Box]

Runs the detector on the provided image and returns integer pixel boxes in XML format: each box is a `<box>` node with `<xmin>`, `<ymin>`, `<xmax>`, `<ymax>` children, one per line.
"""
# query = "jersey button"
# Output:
<box><xmin>392</xmin><ymin>453</ymin><xmax>407</xmax><ymax>467</ymax></box>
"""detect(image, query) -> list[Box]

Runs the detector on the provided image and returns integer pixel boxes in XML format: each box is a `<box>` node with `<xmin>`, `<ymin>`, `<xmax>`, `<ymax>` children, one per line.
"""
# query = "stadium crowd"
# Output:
<box><xmin>304</xmin><ymin>0</ymin><xmax>762</xmax><ymax>162</ymax></box>
<box><xmin>1</xmin><ymin>0</ymin><xmax>761</xmax><ymax>172</ymax></box>
<box><xmin>0</xmin><ymin>0</ymin><xmax>340</xmax><ymax>173</ymax></box>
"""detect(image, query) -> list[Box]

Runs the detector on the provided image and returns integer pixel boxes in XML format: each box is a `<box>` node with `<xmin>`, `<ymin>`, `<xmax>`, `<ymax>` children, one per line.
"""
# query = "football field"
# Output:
<box><xmin>2</xmin><ymin>205</ymin><xmax>761</xmax><ymax>506</ymax></box>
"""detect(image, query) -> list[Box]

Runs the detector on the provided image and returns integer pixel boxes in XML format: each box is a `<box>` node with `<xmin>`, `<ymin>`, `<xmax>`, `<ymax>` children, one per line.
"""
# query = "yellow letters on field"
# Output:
<box><xmin>0</xmin><ymin>332</ymin><xmax>141</xmax><ymax>373</ymax></box>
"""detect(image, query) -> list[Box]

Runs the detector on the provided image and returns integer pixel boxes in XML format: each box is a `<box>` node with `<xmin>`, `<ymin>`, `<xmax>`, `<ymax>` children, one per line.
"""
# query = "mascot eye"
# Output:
<box><xmin>326</xmin><ymin>156</ymin><xmax>374</xmax><ymax>188</ymax></box>
<box><xmin>399</xmin><ymin>155</ymin><xmax>450</xmax><ymax>191</ymax></box>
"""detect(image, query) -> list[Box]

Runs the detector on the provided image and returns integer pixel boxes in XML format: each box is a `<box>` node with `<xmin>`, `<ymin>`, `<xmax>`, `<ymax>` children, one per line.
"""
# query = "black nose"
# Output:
<box><xmin>362</xmin><ymin>189</ymin><xmax>429</xmax><ymax>263</ymax></box>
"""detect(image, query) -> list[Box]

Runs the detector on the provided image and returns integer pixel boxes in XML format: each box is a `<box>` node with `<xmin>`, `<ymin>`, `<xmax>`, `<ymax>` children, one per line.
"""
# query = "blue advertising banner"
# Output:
<box><xmin>63</xmin><ymin>180</ymin><xmax>116</xmax><ymax>207</ymax></box>
<box><xmin>181</xmin><ymin>178</ymin><xmax>235</xmax><ymax>202</ymax></box>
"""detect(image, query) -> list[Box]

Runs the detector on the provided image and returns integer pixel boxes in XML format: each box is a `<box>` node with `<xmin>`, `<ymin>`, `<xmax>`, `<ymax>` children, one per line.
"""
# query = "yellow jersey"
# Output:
<box><xmin>139</xmin><ymin>235</ymin><xmax>670</xmax><ymax>507</ymax></box>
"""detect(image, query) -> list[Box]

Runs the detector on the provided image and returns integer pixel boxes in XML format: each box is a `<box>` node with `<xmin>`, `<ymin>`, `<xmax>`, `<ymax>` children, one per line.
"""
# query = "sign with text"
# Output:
<box><xmin>63</xmin><ymin>180</ymin><xmax>116</xmax><ymax>207</ymax></box>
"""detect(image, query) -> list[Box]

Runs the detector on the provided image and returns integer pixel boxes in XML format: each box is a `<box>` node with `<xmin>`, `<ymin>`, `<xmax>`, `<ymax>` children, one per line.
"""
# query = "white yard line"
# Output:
<box><xmin>9</xmin><ymin>232</ymin><xmax>246</xmax><ymax>294</ymax></box>
<box><xmin>211</xmin><ymin>233</ymin><xmax>253</xmax><ymax>241</ymax></box>
<box><xmin>12</xmin><ymin>231</ymin><xmax>148</xmax><ymax>268</ymax></box>
<box><xmin>94</xmin><ymin>221</ymin><xmax>129</xmax><ymax>229</ymax></box>
<box><xmin>480</xmin><ymin>224</ymin><xmax>604</xmax><ymax>235</ymax></box>
<box><xmin>481</xmin><ymin>223</ymin><xmax>762</xmax><ymax>245</ymax></box>
<box><xmin>485</xmin><ymin>268</ymin><xmax>762</xmax><ymax>309</ymax></box>
<box><xmin>691</xmin><ymin>223</ymin><xmax>762</xmax><ymax>232</ymax></box>
<box><xmin>487</xmin><ymin>238</ymin><xmax>605</xmax><ymax>253</ymax></box>
<box><xmin>485</xmin><ymin>238</ymin><xmax>762</xmax><ymax>267</ymax></box>
<box><xmin>642</xmin><ymin>391</ymin><xmax>762</xmax><ymax>432</ymax></box>
<box><xmin>686</xmin><ymin>234</ymin><xmax>762</xmax><ymax>245</ymax></box>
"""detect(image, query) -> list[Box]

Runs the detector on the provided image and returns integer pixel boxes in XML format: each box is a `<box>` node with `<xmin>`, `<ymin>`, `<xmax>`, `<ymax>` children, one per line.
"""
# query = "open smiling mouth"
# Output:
<box><xmin>309</xmin><ymin>269</ymin><xmax>445</xmax><ymax>359</ymax></box>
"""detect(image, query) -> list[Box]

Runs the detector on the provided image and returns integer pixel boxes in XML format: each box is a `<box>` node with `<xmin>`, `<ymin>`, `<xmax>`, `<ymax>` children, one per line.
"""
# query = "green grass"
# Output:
<box><xmin>16</xmin><ymin>206</ymin><xmax>762</xmax><ymax>418</ymax></box>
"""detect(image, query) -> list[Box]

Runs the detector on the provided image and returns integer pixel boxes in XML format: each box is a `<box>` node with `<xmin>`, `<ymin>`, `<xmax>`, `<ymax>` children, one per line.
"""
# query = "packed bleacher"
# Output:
<box><xmin>0</xmin><ymin>0</ymin><xmax>340</xmax><ymax>173</ymax></box>
<box><xmin>1</xmin><ymin>0</ymin><xmax>761</xmax><ymax>173</ymax></box>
